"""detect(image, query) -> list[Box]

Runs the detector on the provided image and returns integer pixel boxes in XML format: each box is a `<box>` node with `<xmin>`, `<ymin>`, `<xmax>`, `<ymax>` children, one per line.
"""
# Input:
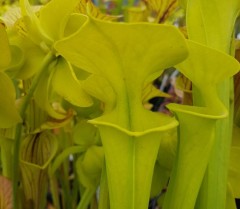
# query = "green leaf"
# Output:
<box><xmin>157</xmin><ymin>128</ymin><xmax>177</xmax><ymax>171</ymax></box>
<box><xmin>76</xmin><ymin>188</ymin><xmax>96</xmax><ymax>209</ymax></box>
<box><xmin>0</xmin><ymin>137</ymin><xmax>14</xmax><ymax>178</ymax></box>
<box><xmin>73</xmin><ymin>120</ymin><xmax>100</xmax><ymax>147</ymax></box>
<box><xmin>39</xmin><ymin>0</ymin><xmax>80</xmax><ymax>40</ymax></box>
<box><xmin>82</xmin><ymin>75</ymin><xmax>116</xmax><ymax>112</ymax></box>
<box><xmin>0</xmin><ymin>72</ymin><xmax>22</xmax><ymax>128</ymax></box>
<box><xmin>20</xmin><ymin>0</ymin><xmax>52</xmax><ymax>45</ymax></box>
<box><xmin>228</xmin><ymin>147</ymin><xmax>240</xmax><ymax>198</ymax></box>
<box><xmin>179</xmin><ymin>0</ymin><xmax>187</xmax><ymax>9</ymax></box>
<box><xmin>55</xmin><ymin>16</ymin><xmax>188</xmax><ymax>84</ymax></box>
<box><xmin>34</xmin><ymin>67</ymin><xmax>67</xmax><ymax>120</ymax></box>
<box><xmin>186</xmin><ymin>0</ymin><xmax>240</xmax><ymax>52</ymax></box>
<box><xmin>75</xmin><ymin>146</ymin><xmax>104</xmax><ymax>209</ymax></box>
<box><xmin>55</xmin><ymin>15</ymin><xmax>188</xmax><ymax>130</ymax></box>
<box><xmin>226</xmin><ymin>183</ymin><xmax>238</xmax><ymax>209</ymax></box>
<box><xmin>20</xmin><ymin>131</ymin><xmax>58</xmax><ymax>209</ymax></box>
<box><xmin>76</xmin><ymin>146</ymin><xmax>104</xmax><ymax>189</ymax></box>
<box><xmin>73</xmin><ymin>98</ymin><xmax>103</xmax><ymax>119</ymax></box>
<box><xmin>8</xmin><ymin>37</ymin><xmax>45</xmax><ymax>79</ymax></box>
<box><xmin>96</xmin><ymin>124</ymin><xmax>170</xmax><ymax>209</ymax></box>
<box><xmin>4</xmin><ymin>45</ymin><xmax>25</xmax><ymax>77</ymax></box>
<box><xmin>31</xmin><ymin>110</ymin><xmax>74</xmax><ymax>133</ymax></box>
<box><xmin>64</xmin><ymin>14</ymin><xmax>88</xmax><ymax>38</ymax></box>
<box><xmin>178</xmin><ymin>41</ymin><xmax>239</xmax><ymax>87</ymax></box>
<box><xmin>0</xmin><ymin>23</ymin><xmax>11</xmax><ymax>68</ymax></box>
<box><xmin>232</xmin><ymin>124</ymin><xmax>240</xmax><ymax>147</ymax></box>
<box><xmin>98</xmin><ymin>163</ymin><xmax>110</xmax><ymax>209</ymax></box>
<box><xmin>162</xmin><ymin>105</ymin><xmax>219</xmax><ymax>209</ymax></box>
<box><xmin>185</xmin><ymin>1</ymin><xmax>240</xmax><ymax>209</ymax></box>
<box><xmin>20</xmin><ymin>131</ymin><xmax>58</xmax><ymax>169</ymax></box>
<box><xmin>150</xmin><ymin>162</ymin><xmax>170</xmax><ymax>198</ymax></box>
<box><xmin>51</xmin><ymin>57</ymin><xmax>93</xmax><ymax>107</ymax></box>
<box><xmin>176</xmin><ymin>40</ymin><xmax>239</xmax><ymax>111</ymax></box>
<box><xmin>49</xmin><ymin>145</ymin><xmax>85</xmax><ymax>176</ymax></box>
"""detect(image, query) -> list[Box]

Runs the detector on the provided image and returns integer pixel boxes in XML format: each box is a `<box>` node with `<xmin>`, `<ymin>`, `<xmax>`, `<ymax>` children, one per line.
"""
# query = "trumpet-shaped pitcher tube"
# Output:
<box><xmin>55</xmin><ymin>15</ymin><xmax>189</xmax><ymax>209</ymax></box>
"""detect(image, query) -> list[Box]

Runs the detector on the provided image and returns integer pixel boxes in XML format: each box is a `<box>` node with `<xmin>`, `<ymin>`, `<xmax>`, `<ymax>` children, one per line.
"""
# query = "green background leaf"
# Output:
<box><xmin>0</xmin><ymin>72</ymin><xmax>22</xmax><ymax>128</ymax></box>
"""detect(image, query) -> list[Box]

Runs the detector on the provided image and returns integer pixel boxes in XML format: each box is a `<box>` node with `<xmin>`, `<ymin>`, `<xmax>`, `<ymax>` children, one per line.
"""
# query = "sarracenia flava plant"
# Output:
<box><xmin>0</xmin><ymin>0</ymin><xmax>240</xmax><ymax>208</ymax></box>
<box><xmin>164</xmin><ymin>40</ymin><xmax>239</xmax><ymax>209</ymax></box>
<box><xmin>55</xmin><ymin>16</ymin><xmax>188</xmax><ymax>209</ymax></box>
<box><xmin>182</xmin><ymin>0</ymin><xmax>240</xmax><ymax>208</ymax></box>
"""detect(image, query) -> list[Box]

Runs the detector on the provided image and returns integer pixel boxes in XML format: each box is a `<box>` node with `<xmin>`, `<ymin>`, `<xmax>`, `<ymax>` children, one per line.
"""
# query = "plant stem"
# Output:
<box><xmin>195</xmin><ymin>79</ymin><xmax>233</xmax><ymax>209</ymax></box>
<box><xmin>49</xmin><ymin>175</ymin><xmax>61</xmax><ymax>209</ymax></box>
<box><xmin>99</xmin><ymin>163</ymin><xmax>110</xmax><ymax>209</ymax></box>
<box><xmin>12</xmin><ymin>51</ymin><xmax>55</xmax><ymax>209</ymax></box>
<box><xmin>0</xmin><ymin>137</ymin><xmax>14</xmax><ymax>178</ymax></box>
<box><xmin>77</xmin><ymin>188</ymin><xmax>95</xmax><ymax>209</ymax></box>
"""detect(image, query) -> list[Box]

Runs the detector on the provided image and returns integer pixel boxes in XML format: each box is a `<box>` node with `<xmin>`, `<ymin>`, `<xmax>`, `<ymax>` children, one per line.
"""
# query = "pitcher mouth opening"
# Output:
<box><xmin>88</xmin><ymin>117</ymin><xmax>179</xmax><ymax>137</ymax></box>
<box><xmin>167</xmin><ymin>103</ymin><xmax>228</xmax><ymax>119</ymax></box>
